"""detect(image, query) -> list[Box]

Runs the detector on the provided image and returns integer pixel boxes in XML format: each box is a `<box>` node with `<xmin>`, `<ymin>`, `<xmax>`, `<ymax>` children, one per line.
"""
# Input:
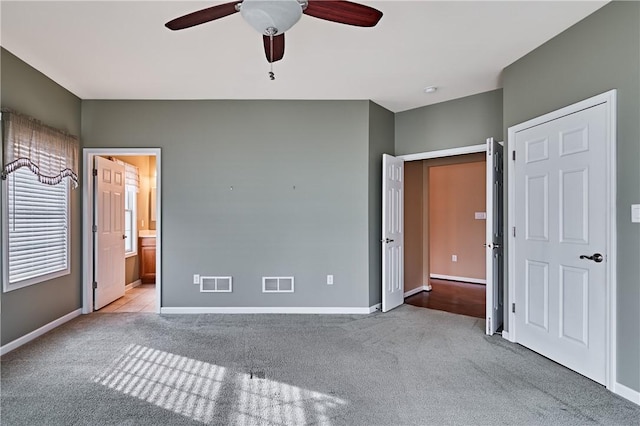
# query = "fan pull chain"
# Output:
<box><xmin>269</xmin><ymin>33</ymin><xmax>275</xmax><ymax>80</ymax></box>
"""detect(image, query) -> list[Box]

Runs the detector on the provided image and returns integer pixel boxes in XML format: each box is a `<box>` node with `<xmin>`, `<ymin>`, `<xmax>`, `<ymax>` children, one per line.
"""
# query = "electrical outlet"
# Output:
<box><xmin>327</xmin><ymin>275</ymin><xmax>334</xmax><ymax>285</ymax></box>
<box><xmin>632</xmin><ymin>204</ymin><xmax>640</xmax><ymax>223</ymax></box>
<box><xmin>193</xmin><ymin>274</ymin><xmax>200</xmax><ymax>284</ymax></box>
<box><xmin>452</xmin><ymin>255</ymin><xmax>457</xmax><ymax>262</ymax></box>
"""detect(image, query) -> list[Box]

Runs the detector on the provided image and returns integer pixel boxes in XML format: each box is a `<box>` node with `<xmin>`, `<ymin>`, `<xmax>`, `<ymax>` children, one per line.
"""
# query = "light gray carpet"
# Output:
<box><xmin>1</xmin><ymin>305</ymin><xmax>639</xmax><ymax>425</ymax></box>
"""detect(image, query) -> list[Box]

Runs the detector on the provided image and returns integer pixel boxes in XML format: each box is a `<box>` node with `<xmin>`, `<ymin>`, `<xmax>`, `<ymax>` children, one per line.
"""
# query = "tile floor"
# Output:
<box><xmin>97</xmin><ymin>284</ymin><xmax>156</xmax><ymax>313</ymax></box>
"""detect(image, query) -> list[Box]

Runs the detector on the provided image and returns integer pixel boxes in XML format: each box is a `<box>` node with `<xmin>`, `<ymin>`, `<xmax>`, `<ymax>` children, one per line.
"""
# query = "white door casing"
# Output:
<box><xmin>513</xmin><ymin>102</ymin><xmax>610</xmax><ymax>385</ymax></box>
<box><xmin>486</xmin><ymin>137</ymin><xmax>504</xmax><ymax>335</ymax></box>
<box><xmin>94</xmin><ymin>156</ymin><xmax>126</xmax><ymax>310</ymax></box>
<box><xmin>382</xmin><ymin>154</ymin><xmax>404</xmax><ymax>312</ymax></box>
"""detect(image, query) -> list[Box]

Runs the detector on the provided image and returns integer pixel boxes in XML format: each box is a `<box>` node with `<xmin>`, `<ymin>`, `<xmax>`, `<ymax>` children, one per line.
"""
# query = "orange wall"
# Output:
<box><xmin>428</xmin><ymin>159</ymin><xmax>486</xmax><ymax>280</ymax></box>
<box><xmin>404</xmin><ymin>161</ymin><xmax>424</xmax><ymax>292</ymax></box>
<box><xmin>404</xmin><ymin>153</ymin><xmax>486</xmax><ymax>289</ymax></box>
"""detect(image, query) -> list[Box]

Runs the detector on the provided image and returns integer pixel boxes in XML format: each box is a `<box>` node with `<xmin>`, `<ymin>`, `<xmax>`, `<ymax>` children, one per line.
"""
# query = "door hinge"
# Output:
<box><xmin>487</xmin><ymin>317</ymin><xmax>491</xmax><ymax>334</ymax></box>
<box><xmin>93</xmin><ymin>168</ymin><xmax>98</xmax><ymax>176</ymax></box>
<box><xmin>93</xmin><ymin>282</ymin><xmax>98</xmax><ymax>289</ymax></box>
<box><xmin>512</xmin><ymin>303</ymin><xmax>516</xmax><ymax>313</ymax></box>
<box><xmin>512</xmin><ymin>151</ymin><xmax>516</xmax><ymax>161</ymax></box>
<box><xmin>512</xmin><ymin>227</ymin><xmax>516</xmax><ymax>237</ymax></box>
<box><xmin>92</xmin><ymin>225</ymin><xmax>97</xmax><ymax>233</ymax></box>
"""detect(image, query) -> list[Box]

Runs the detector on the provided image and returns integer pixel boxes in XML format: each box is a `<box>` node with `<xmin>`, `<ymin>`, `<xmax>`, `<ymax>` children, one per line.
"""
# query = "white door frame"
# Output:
<box><xmin>507</xmin><ymin>90</ymin><xmax>617</xmax><ymax>390</ymax></box>
<box><xmin>398</xmin><ymin>144</ymin><xmax>486</xmax><ymax>162</ymax></box>
<box><xmin>82</xmin><ymin>148</ymin><xmax>162</xmax><ymax>314</ymax></box>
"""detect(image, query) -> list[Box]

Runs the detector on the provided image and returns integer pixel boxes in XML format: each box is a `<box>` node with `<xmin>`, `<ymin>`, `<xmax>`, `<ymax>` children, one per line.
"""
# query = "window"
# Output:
<box><xmin>1</xmin><ymin>109</ymin><xmax>78</xmax><ymax>292</ymax></box>
<box><xmin>124</xmin><ymin>183</ymin><xmax>137</xmax><ymax>255</ymax></box>
<box><xmin>3</xmin><ymin>167</ymin><xmax>70</xmax><ymax>291</ymax></box>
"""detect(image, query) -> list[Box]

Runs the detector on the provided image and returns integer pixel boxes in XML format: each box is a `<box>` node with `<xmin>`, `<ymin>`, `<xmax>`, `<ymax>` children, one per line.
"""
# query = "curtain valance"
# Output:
<box><xmin>1</xmin><ymin>109</ymin><xmax>79</xmax><ymax>187</ymax></box>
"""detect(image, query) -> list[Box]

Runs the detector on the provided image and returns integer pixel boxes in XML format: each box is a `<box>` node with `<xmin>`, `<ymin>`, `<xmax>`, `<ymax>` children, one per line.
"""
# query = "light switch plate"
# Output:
<box><xmin>475</xmin><ymin>212</ymin><xmax>487</xmax><ymax>220</ymax></box>
<box><xmin>632</xmin><ymin>204</ymin><xmax>640</xmax><ymax>223</ymax></box>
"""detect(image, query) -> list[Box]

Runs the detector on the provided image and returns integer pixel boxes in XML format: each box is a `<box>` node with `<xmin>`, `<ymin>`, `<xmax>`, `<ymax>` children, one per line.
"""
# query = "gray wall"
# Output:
<box><xmin>503</xmin><ymin>1</ymin><xmax>640</xmax><ymax>391</ymax></box>
<box><xmin>82</xmin><ymin>100</ymin><xmax>373</xmax><ymax>308</ymax></box>
<box><xmin>368</xmin><ymin>101</ymin><xmax>395</xmax><ymax>306</ymax></box>
<box><xmin>0</xmin><ymin>48</ymin><xmax>82</xmax><ymax>345</ymax></box>
<box><xmin>395</xmin><ymin>89</ymin><xmax>503</xmax><ymax>155</ymax></box>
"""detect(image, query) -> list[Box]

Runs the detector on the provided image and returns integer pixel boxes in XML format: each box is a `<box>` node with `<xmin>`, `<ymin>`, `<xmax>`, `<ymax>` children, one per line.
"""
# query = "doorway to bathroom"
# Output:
<box><xmin>82</xmin><ymin>148</ymin><xmax>162</xmax><ymax>314</ymax></box>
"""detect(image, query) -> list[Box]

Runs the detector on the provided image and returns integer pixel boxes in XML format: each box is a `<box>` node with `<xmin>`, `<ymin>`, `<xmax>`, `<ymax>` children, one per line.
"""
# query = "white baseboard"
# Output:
<box><xmin>613</xmin><ymin>381</ymin><xmax>640</xmax><ymax>405</ymax></box>
<box><xmin>404</xmin><ymin>285</ymin><xmax>431</xmax><ymax>298</ymax></box>
<box><xmin>125</xmin><ymin>279</ymin><xmax>142</xmax><ymax>291</ymax></box>
<box><xmin>501</xmin><ymin>331</ymin><xmax>510</xmax><ymax>341</ymax></box>
<box><xmin>430</xmin><ymin>274</ymin><xmax>486</xmax><ymax>285</ymax></box>
<box><xmin>161</xmin><ymin>306</ymin><xmax>377</xmax><ymax>315</ymax></box>
<box><xmin>369</xmin><ymin>303</ymin><xmax>381</xmax><ymax>313</ymax></box>
<box><xmin>0</xmin><ymin>308</ymin><xmax>82</xmax><ymax>356</ymax></box>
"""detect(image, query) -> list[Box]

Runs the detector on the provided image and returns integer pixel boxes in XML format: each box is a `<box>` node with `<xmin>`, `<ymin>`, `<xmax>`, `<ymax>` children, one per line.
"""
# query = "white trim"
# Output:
<box><xmin>430</xmin><ymin>274</ymin><xmax>486</xmax><ymax>285</ymax></box>
<box><xmin>161</xmin><ymin>306</ymin><xmax>378</xmax><ymax>315</ymax></box>
<box><xmin>82</xmin><ymin>148</ymin><xmax>162</xmax><ymax>315</ymax></box>
<box><xmin>501</xmin><ymin>331</ymin><xmax>510</xmax><ymax>341</ymax></box>
<box><xmin>397</xmin><ymin>144</ymin><xmax>486</xmax><ymax>162</ymax></box>
<box><xmin>125</xmin><ymin>279</ymin><xmax>142</xmax><ymax>291</ymax></box>
<box><xmin>507</xmin><ymin>89</ymin><xmax>617</xmax><ymax>389</ymax></box>
<box><xmin>404</xmin><ymin>285</ymin><xmax>431</xmax><ymax>298</ymax></box>
<box><xmin>612</xmin><ymin>382</ymin><xmax>640</xmax><ymax>405</ymax></box>
<box><xmin>0</xmin><ymin>309</ymin><xmax>81</xmax><ymax>356</ymax></box>
<box><xmin>507</xmin><ymin>130</ymin><xmax>518</xmax><ymax>345</ymax></box>
<box><xmin>369</xmin><ymin>303</ymin><xmax>382</xmax><ymax>313</ymax></box>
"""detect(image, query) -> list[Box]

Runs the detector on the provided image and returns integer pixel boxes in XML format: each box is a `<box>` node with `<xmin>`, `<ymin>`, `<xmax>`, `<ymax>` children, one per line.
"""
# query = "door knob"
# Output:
<box><xmin>380</xmin><ymin>238</ymin><xmax>394</xmax><ymax>243</ymax></box>
<box><xmin>122</xmin><ymin>235</ymin><xmax>127</xmax><ymax>240</ymax></box>
<box><xmin>579</xmin><ymin>253</ymin><xmax>603</xmax><ymax>263</ymax></box>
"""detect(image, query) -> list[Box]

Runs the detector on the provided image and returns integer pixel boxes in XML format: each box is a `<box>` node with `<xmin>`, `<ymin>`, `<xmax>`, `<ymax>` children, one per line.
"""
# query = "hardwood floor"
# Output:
<box><xmin>97</xmin><ymin>284</ymin><xmax>156</xmax><ymax>313</ymax></box>
<box><xmin>404</xmin><ymin>279</ymin><xmax>485</xmax><ymax>318</ymax></box>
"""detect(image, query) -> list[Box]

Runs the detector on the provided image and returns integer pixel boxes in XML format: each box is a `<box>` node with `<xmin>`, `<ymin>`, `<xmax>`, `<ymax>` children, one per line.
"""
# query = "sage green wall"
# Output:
<box><xmin>503</xmin><ymin>1</ymin><xmax>640</xmax><ymax>391</ymax></box>
<box><xmin>0</xmin><ymin>48</ymin><xmax>82</xmax><ymax>345</ymax></box>
<box><xmin>82</xmin><ymin>100</ymin><xmax>373</xmax><ymax>308</ymax></box>
<box><xmin>368</xmin><ymin>101</ymin><xmax>395</xmax><ymax>307</ymax></box>
<box><xmin>395</xmin><ymin>89</ymin><xmax>503</xmax><ymax>155</ymax></box>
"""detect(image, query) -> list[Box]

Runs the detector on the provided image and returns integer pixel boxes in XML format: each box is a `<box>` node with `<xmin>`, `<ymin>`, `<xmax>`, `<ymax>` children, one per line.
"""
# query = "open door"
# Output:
<box><xmin>94</xmin><ymin>156</ymin><xmax>126</xmax><ymax>310</ymax></box>
<box><xmin>382</xmin><ymin>154</ymin><xmax>404</xmax><ymax>312</ymax></box>
<box><xmin>485</xmin><ymin>137</ymin><xmax>504</xmax><ymax>334</ymax></box>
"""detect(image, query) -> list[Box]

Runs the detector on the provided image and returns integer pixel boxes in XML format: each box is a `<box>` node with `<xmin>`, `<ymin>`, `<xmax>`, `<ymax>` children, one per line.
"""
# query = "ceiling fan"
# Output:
<box><xmin>165</xmin><ymin>0</ymin><xmax>383</xmax><ymax>78</ymax></box>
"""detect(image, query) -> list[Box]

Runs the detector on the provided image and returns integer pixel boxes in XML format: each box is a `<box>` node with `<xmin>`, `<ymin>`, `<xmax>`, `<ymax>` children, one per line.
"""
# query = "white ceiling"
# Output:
<box><xmin>1</xmin><ymin>1</ymin><xmax>607</xmax><ymax>112</ymax></box>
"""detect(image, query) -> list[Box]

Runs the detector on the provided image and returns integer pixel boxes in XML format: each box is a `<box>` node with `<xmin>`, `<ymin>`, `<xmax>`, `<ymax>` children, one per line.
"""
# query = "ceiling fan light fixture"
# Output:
<box><xmin>240</xmin><ymin>0</ymin><xmax>303</xmax><ymax>35</ymax></box>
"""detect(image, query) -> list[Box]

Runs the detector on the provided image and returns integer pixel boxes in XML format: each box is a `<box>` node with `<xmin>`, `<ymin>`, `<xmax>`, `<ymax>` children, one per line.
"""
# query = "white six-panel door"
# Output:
<box><xmin>382</xmin><ymin>154</ymin><xmax>404</xmax><ymax>312</ymax></box>
<box><xmin>514</xmin><ymin>103</ymin><xmax>608</xmax><ymax>384</ymax></box>
<box><xmin>94</xmin><ymin>156</ymin><xmax>126</xmax><ymax>310</ymax></box>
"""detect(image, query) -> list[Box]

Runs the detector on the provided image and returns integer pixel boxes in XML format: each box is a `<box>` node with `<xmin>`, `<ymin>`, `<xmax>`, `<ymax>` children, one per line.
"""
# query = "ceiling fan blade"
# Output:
<box><xmin>165</xmin><ymin>2</ymin><xmax>239</xmax><ymax>30</ymax></box>
<box><xmin>304</xmin><ymin>0</ymin><xmax>382</xmax><ymax>27</ymax></box>
<box><xmin>263</xmin><ymin>33</ymin><xmax>285</xmax><ymax>63</ymax></box>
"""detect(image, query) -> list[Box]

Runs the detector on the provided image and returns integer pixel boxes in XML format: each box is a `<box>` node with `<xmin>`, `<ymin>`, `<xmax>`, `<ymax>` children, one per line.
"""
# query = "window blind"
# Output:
<box><xmin>7</xmin><ymin>167</ymin><xmax>69</xmax><ymax>284</ymax></box>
